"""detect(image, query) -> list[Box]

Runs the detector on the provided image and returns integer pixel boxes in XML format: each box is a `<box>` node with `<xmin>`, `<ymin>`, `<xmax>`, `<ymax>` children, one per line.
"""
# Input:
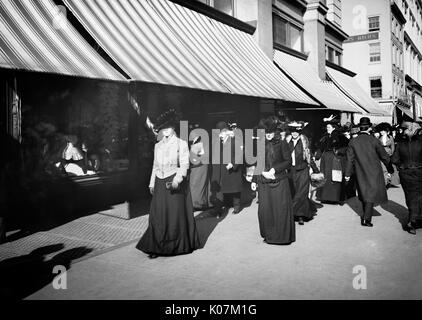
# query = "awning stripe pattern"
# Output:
<box><xmin>0</xmin><ymin>0</ymin><xmax>125</xmax><ymax>81</ymax></box>
<box><xmin>64</xmin><ymin>0</ymin><xmax>230</xmax><ymax>93</ymax></box>
<box><xmin>213</xmin><ymin>20</ymin><xmax>315</xmax><ymax>103</ymax></box>
<box><xmin>273</xmin><ymin>50</ymin><xmax>362</xmax><ymax>113</ymax></box>
<box><xmin>149</xmin><ymin>0</ymin><xmax>276</xmax><ymax>98</ymax></box>
<box><xmin>64</xmin><ymin>0</ymin><xmax>317</xmax><ymax>103</ymax></box>
<box><xmin>326</xmin><ymin>67</ymin><xmax>387</xmax><ymax>115</ymax></box>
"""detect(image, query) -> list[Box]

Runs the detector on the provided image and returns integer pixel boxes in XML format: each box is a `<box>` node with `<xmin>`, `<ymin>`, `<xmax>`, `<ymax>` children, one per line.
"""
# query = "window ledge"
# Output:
<box><xmin>274</xmin><ymin>43</ymin><xmax>308</xmax><ymax>60</ymax></box>
<box><xmin>168</xmin><ymin>0</ymin><xmax>256</xmax><ymax>35</ymax></box>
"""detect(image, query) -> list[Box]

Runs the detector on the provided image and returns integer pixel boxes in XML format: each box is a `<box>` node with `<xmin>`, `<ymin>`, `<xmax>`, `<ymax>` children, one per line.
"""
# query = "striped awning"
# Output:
<box><xmin>396</xmin><ymin>103</ymin><xmax>414</xmax><ymax>119</ymax></box>
<box><xmin>0</xmin><ymin>0</ymin><xmax>126</xmax><ymax>81</ymax></box>
<box><xmin>326</xmin><ymin>67</ymin><xmax>387</xmax><ymax>115</ymax></box>
<box><xmin>63</xmin><ymin>0</ymin><xmax>317</xmax><ymax>104</ymax></box>
<box><xmin>273</xmin><ymin>50</ymin><xmax>362</xmax><ymax>112</ymax></box>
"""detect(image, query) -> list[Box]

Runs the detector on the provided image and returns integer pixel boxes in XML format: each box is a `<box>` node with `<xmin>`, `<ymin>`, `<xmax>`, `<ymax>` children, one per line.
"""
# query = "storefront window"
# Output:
<box><xmin>20</xmin><ymin>74</ymin><xmax>130</xmax><ymax>181</ymax></box>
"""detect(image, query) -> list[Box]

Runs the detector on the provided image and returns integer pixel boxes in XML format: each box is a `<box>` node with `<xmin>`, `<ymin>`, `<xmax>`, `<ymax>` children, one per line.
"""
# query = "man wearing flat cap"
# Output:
<box><xmin>345</xmin><ymin>117</ymin><xmax>394</xmax><ymax>227</ymax></box>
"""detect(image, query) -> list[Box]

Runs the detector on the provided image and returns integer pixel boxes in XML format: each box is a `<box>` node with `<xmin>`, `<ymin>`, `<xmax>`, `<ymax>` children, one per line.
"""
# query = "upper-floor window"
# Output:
<box><xmin>370</xmin><ymin>77</ymin><xmax>382</xmax><ymax>98</ymax></box>
<box><xmin>326</xmin><ymin>45</ymin><xmax>342</xmax><ymax>66</ymax></box>
<box><xmin>273</xmin><ymin>15</ymin><xmax>303</xmax><ymax>52</ymax></box>
<box><xmin>369</xmin><ymin>42</ymin><xmax>381</xmax><ymax>62</ymax></box>
<box><xmin>196</xmin><ymin>0</ymin><xmax>234</xmax><ymax>17</ymax></box>
<box><xmin>368</xmin><ymin>16</ymin><xmax>380</xmax><ymax>32</ymax></box>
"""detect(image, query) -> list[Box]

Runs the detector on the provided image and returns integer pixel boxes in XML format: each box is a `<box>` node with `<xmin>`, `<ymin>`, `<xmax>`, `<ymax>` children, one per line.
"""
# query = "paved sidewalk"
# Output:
<box><xmin>27</xmin><ymin>186</ymin><xmax>422</xmax><ymax>300</ymax></box>
<box><xmin>0</xmin><ymin>202</ymin><xmax>149</xmax><ymax>262</ymax></box>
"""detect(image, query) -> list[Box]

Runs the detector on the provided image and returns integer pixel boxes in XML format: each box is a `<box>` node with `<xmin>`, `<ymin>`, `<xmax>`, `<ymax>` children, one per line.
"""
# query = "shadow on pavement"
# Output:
<box><xmin>195</xmin><ymin>208</ymin><xmax>229</xmax><ymax>249</ymax></box>
<box><xmin>0</xmin><ymin>243</ymin><xmax>93</xmax><ymax>299</ymax></box>
<box><xmin>380</xmin><ymin>200</ymin><xmax>409</xmax><ymax>229</ymax></box>
<box><xmin>346</xmin><ymin>197</ymin><xmax>382</xmax><ymax>217</ymax></box>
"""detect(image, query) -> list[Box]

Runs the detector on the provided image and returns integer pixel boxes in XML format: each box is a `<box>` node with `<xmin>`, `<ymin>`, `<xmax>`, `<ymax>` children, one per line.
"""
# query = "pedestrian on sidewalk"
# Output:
<box><xmin>136</xmin><ymin>109</ymin><xmax>200</xmax><ymax>259</ymax></box>
<box><xmin>315</xmin><ymin>115</ymin><xmax>349</xmax><ymax>205</ymax></box>
<box><xmin>210</xmin><ymin>121</ymin><xmax>244</xmax><ymax>216</ymax></box>
<box><xmin>376</xmin><ymin>122</ymin><xmax>398</xmax><ymax>188</ymax></box>
<box><xmin>391</xmin><ymin>121</ymin><xmax>422</xmax><ymax>234</ymax></box>
<box><xmin>251</xmin><ymin>117</ymin><xmax>295</xmax><ymax>245</ymax></box>
<box><xmin>345</xmin><ymin>117</ymin><xmax>394</xmax><ymax>227</ymax></box>
<box><xmin>189</xmin><ymin>134</ymin><xmax>210</xmax><ymax>211</ymax></box>
<box><xmin>286</xmin><ymin>121</ymin><xmax>318</xmax><ymax>225</ymax></box>
<box><xmin>342</xmin><ymin>124</ymin><xmax>357</xmax><ymax>200</ymax></box>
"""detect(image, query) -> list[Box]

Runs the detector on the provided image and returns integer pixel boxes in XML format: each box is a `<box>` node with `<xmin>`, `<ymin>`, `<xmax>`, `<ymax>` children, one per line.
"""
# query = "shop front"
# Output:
<box><xmin>2</xmin><ymin>0</ymin><xmax>322</xmax><ymax>228</ymax></box>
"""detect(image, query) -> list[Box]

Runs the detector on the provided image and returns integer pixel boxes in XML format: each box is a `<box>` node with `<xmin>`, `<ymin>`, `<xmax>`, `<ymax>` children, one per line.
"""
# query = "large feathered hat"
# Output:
<box><xmin>288</xmin><ymin>120</ymin><xmax>308</xmax><ymax>132</ymax></box>
<box><xmin>323</xmin><ymin>114</ymin><xmax>340</xmax><ymax>127</ymax></box>
<box><xmin>258</xmin><ymin>117</ymin><xmax>278</xmax><ymax>133</ymax></box>
<box><xmin>154</xmin><ymin>108</ymin><xmax>181</xmax><ymax>132</ymax></box>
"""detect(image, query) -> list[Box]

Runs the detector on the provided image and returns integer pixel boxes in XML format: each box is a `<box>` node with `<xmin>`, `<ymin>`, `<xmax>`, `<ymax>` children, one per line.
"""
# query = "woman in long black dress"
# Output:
<box><xmin>316</xmin><ymin>118</ymin><xmax>349</xmax><ymax>204</ymax></box>
<box><xmin>136</xmin><ymin>109</ymin><xmax>200</xmax><ymax>258</ymax></box>
<box><xmin>392</xmin><ymin>121</ymin><xmax>422</xmax><ymax>234</ymax></box>
<box><xmin>286</xmin><ymin>121</ymin><xmax>318</xmax><ymax>225</ymax></box>
<box><xmin>251</xmin><ymin>117</ymin><xmax>295</xmax><ymax>245</ymax></box>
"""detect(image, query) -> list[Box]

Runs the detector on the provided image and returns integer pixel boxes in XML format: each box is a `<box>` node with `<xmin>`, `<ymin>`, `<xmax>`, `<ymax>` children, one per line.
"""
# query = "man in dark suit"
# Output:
<box><xmin>345</xmin><ymin>117</ymin><xmax>394</xmax><ymax>227</ymax></box>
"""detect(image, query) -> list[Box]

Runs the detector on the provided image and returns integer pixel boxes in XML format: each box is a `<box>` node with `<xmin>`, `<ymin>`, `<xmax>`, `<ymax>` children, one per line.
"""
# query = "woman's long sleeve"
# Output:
<box><xmin>149</xmin><ymin>144</ymin><xmax>159</xmax><ymax>188</ymax></box>
<box><xmin>175</xmin><ymin>140</ymin><xmax>190</xmax><ymax>183</ymax></box>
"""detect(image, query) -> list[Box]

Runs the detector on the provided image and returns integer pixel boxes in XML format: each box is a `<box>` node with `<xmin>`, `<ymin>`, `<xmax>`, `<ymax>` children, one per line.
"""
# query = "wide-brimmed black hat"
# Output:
<box><xmin>277</xmin><ymin>122</ymin><xmax>289</xmax><ymax>132</ymax></box>
<box><xmin>358</xmin><ymin>117</ymin><xmax>372</xmax><ymax>127</ymax></box>
<box><xmin>155</xmin><ymin>108</ymin><xmax>181</xmax><ymax>131</ymax></box>
<box><xmin>216</xmin><ymin>121</ymin><xmax>228</xmax><ymax>130</ymax></box>
<box><xmin>375</xmin><ymin>122</ymin><xmax>392</xmax><ymax>132</ymax></box>
<box><xmin>258</xmin><ymin>117</ymin><xmax>278</xmax><ymax>133</ymax></box>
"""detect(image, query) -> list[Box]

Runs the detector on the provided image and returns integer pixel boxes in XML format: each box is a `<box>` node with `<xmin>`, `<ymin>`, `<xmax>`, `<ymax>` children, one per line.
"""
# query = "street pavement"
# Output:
<box><xmin>25</xmin><ymin>186</ymin><xmax>422</xmax><ymax>300</ymax></box>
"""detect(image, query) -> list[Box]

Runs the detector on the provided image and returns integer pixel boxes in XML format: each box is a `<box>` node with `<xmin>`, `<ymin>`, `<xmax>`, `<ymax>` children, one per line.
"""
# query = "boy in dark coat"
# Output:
<box><xmin>345</xmin><ymin>117</ymin><xmax>394</xmax><ymax>227</ymax></box>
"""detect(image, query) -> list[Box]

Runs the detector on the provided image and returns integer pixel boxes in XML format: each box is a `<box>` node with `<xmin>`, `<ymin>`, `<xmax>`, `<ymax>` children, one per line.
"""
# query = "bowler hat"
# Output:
<box><xmin>358</xmin><ymin>117</ymin><xmax>372</xmax><ymax>127</ymax></box>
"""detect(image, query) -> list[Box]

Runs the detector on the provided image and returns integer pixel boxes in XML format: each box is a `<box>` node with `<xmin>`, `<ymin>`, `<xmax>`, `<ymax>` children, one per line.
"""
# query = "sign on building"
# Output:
<box><xmin>344</xmin><ymin>32</ymin><xmax>379</xmax><ymax>43</ymax></box>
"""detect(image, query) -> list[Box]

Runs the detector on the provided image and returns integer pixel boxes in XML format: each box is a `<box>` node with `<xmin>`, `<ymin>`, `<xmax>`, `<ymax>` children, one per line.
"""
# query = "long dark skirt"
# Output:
<box><xmin>136</xmin><ymin>174</ymin><xmax>200</xmax><ymax>256</ymax></box>
<box><xmin>290</xmin><ymin>167</ymin><xmax>316</xmax><ymax>220</ymax></box>
<box><xmin>316</xmin><ymin>151</ymin><xmax>345</xmax><ymax>202</ymax></box>
<box><xmin>399</xmin><ymin>169</ymin><xmax>422</xmax><ymax>222</ymax></box>
<box><xmin>189</xmin><ymin>164</ymin><xmax>209</xmax><ymax>210</ymax></box>
<box><xmin>257</xmin><ymin>178</ymin><xmax>295</xmax><ymax>245</ymax></box>
<box><xmin>345</xmin><ymin>174</ymin><xmax>357</xmax><ymax>199</ymax></box>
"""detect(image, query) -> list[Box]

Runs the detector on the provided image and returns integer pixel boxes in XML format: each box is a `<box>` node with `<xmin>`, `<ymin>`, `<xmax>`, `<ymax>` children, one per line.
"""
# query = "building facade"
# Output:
<box><xmin>342</xmin><ymin>0</ymin><xmax>422</xmax><ymax>122</ymax></box>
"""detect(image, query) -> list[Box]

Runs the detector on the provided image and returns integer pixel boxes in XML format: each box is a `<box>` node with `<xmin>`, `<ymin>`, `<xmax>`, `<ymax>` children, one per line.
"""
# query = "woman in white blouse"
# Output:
<box><xmin>136</xmin><ymin>109</ymin><xmax>200</xmax><ymax>259</ymax></box>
